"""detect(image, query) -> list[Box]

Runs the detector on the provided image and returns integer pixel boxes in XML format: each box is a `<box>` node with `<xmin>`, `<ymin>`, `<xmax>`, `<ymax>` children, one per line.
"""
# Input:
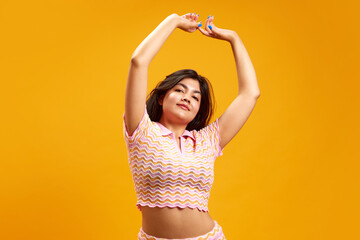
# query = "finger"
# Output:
<box><xmin>192</xmin><ymin>20</ymin><xmax>200</xmax><ymax>29</ymax></box>
<box><xmin>205</xmin><ymin>15</ymin><xmax>212</xmax><ymax>32</ymax></box>
<box><xmin>198</xmin><ymin>26</ymin><xmax>211</xmax><ymax>36</ymax></box>
<box><xmin>208</xmin><ymin>23</ymin><xmax>218</xmax><ymax>36</ymax></box>
<box><xmin>183</xmin><ymin>13</ymin><xmax>192</xmax><ymax>19</ymax></box>
<box><xmin>190</xmin><ymin>13</ymin><xmax>195</xmax><ymax>20</ymax></box>
<box><xmin>208</xmin><ymin>16</ymin><xmax>216</xmax><ymax>33</ymax></box>
<box><xmin>195</xmin><ymin>13</ymin><xmax>199</xmax><ymax>22</ymax></box>
<box><xmin>210</xmin><ymin>15</ymin><xmax>215</xmax><ymax>25</ymax></box>
<box><xmin>208</xmin><ymin>15</ymin><xmax>214</xmax><ymax>26</ymax></box>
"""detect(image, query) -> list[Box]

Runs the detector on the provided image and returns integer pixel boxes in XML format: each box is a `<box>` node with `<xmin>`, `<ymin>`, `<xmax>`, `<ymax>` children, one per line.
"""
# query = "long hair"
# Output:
<box><xmin>146</xmin><ymin>69</ymin><xmax>215</xmax><ymax>131</ymax></box>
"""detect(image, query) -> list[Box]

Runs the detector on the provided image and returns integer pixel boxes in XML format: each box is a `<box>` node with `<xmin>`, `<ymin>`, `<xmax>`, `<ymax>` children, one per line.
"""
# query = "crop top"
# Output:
<box><xmin>123</xmin><ymin>106</ymin><xmax>223</xmax><ymax>212</ymax></box>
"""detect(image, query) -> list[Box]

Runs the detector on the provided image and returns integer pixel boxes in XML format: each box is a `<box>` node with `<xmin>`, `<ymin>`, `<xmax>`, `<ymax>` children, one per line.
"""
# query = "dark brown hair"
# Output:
<box><xmin>146</xmin><ymin>69</ymin><xmax>215</xmax><ymax>131</ymax></box>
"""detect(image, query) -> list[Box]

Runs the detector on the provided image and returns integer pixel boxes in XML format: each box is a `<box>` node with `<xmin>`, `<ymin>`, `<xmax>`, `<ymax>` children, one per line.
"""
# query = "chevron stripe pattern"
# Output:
<box><xmin>123</xmin><ymin>106</ymin><xmax>223</xmax><ymax>212</ymax></box>
<box><xmin>138</xmin><ymin>220</ymin><xmax>226</xmax><ymax>239</ymax></box>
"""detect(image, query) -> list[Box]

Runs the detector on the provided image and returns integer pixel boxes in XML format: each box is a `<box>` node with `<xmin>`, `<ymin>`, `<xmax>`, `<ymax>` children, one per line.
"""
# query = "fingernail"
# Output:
<box><xmin>198</xmin><ymin>23</ymin><xmax>202</xmax><ymax>27</ymax></box>
<box><xmin>209</xmin><ymin>25</ymin><xmax>212</xmax><ymax>30</ymax></box>
<box><xmin>207</xmin><ymin>15</ymin><xmax>211</xmax><ymax>19</ymax></box>
<box><xmin>197</xmin><ymin>14</ymin><xmax>199</xmax><ymax>16</ymax></box>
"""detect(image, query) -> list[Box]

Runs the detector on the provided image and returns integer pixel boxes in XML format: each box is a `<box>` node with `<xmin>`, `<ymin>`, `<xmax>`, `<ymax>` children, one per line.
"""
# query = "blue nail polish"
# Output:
<box><xmin>209</xmin><ymin>25</ymin><xmax>212</xmax><ymax>30</ymax></box>
<box><xmin>207</xmin><ymin>15</ymin><xmax>210</xmax><ymax>19</ymax></box>
<box><xmin>198</xmin><ymin>23</ymin><xmax>202</xmax><ymax>27</ymax></box>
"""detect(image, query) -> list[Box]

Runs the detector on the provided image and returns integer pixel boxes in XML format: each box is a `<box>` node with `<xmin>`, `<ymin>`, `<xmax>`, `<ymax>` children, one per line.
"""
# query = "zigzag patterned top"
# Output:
<box><xmin>123</xmin><ymin>106</ymin><xmax>223</xmax><ymax>212</ymax></box>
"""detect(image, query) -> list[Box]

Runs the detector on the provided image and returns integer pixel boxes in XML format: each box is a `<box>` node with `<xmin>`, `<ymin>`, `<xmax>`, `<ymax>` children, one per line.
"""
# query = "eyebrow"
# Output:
<box><xmin>177</xmin><ymin>83</ymin><xmax>201</xmax><ymax>94</ymax></box>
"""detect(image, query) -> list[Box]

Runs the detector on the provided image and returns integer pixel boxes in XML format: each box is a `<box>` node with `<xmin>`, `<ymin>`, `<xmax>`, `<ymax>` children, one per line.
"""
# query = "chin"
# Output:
<box><xmin>174</xmin><ymin>114</ymin><xmax>193</xmax><ymax>125</ymax></box>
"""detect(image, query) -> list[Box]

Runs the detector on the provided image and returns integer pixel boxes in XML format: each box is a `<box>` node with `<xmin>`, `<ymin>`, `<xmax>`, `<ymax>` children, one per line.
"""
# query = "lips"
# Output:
<box><xmin>177</xmin><ymin>104</ymin><xmax>189</xmax><ymax>111</ymax></box>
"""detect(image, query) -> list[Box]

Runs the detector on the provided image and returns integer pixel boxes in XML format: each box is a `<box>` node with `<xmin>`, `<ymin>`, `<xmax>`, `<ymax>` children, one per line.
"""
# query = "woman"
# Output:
<box><xmin>124</xmin><ymin>13</ymin><xmax>260</xmax><ymax>240</ymax></box>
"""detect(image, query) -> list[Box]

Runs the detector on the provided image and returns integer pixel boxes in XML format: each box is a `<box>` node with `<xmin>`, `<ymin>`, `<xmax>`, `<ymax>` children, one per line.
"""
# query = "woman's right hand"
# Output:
<box><xmin>176</xmin><ymin>13</ymin><xmax>201</xmax><ymax>33</ymax></box>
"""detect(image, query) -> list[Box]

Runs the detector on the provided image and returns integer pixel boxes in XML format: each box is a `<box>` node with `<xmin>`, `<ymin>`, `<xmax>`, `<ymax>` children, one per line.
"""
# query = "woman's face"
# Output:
<box><xmin>159</xmin><ymin>78</ymin><xmax>202</xmax><ymax>125</ymax></box>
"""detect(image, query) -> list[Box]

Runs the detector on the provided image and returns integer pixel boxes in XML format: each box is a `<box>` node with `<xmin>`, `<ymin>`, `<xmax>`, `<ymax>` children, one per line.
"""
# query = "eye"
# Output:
<box><xmin>193</xmin><ymin>96</ymin><xmax>199</xmax><ymax>101</ymax></box>
<box><xmin>175</xmin><ymin>89</ymin><xmax>184</xmax><ymax>93</ymax></box>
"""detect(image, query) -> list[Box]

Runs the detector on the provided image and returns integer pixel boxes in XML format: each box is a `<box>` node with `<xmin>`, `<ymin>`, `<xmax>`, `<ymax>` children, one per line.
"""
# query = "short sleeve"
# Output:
<box><xmin>123</xmin><ymin>106</ymin><xmax>151</xmax><ymax>144</ymax></box>
<box><xmin>197</xmin><ymin>118</ymin><xmax>224</xmax><ymax>158</ymax></box>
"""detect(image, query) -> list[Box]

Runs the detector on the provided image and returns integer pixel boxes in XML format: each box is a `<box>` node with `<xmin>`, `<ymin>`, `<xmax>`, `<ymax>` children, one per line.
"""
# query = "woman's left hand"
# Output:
<box><xmin>198</xmin><ymin>15</ymin><xmax>236</xmax><ymax>42</ymax></box>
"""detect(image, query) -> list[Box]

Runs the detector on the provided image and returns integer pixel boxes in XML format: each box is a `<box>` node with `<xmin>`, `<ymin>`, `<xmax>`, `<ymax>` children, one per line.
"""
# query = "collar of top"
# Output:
<box><xmin>155</xmin><ymin>122</ymin><xmax>195</xmax><ymax>141</ymax></box>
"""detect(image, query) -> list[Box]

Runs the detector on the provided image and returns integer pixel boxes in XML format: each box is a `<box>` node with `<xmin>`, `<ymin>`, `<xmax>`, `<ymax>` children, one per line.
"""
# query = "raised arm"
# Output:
<box><xmin>125</xmin><ymin>13</ymin><xmax>200</xmax><ymax>136</ymax></box>
<box><xmin>198</xmin><ymin>16</ymin><xmax>261</xmax><ymax>149</ymax></box>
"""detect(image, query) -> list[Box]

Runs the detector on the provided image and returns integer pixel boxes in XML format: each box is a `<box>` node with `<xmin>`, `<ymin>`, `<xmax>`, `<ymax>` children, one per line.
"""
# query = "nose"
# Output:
<box><xmin>182</xmin><ymin>96</ymin><xmax>190</xmax><ymax>103</ymax></box>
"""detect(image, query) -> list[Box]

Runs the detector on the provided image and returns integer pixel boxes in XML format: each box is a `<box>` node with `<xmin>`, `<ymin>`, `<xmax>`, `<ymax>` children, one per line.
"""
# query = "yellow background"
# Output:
<box><xmin>1</xmin><ymin>0</ymin><xmax>359</xmax><ymax>239</ymax></box>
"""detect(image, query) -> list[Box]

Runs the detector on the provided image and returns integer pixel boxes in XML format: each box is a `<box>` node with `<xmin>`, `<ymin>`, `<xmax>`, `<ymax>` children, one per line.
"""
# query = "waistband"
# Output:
<box><xmin>138</xmin><ymin>220</ymin><xmax>226</xmax><ymax>240</ymax></box>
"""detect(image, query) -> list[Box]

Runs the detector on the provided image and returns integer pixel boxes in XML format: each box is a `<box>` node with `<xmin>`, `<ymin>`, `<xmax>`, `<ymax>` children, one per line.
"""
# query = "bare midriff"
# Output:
<box><xmin>141</xmin><ymin>206</ymin><xmax>215</xmax><ymax>238</ymax></box>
